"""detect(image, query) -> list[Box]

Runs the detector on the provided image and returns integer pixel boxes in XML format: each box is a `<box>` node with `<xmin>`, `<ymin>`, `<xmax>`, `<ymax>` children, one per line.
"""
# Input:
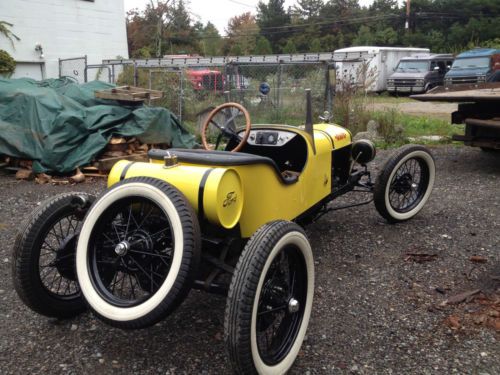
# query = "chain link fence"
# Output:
<box><xmin>58</xmin><ymin>56</ymin><xmax>340</xmax><ymax>134</ymax></box>
<box><xmin>106</xmin><ymin>61</ymin><xmax>335</xmax><ymax>133</ymax></box>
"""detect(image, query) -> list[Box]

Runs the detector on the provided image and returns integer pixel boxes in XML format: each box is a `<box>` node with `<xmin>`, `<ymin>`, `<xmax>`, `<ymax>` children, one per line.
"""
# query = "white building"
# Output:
<box><xmin>0</xmin><ymin>0</ymin><xmax>128</xmax><ymax>81</ymax></box>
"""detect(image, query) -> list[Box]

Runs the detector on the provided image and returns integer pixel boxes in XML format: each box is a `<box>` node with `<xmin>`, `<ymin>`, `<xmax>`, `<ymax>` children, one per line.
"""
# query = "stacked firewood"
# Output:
<box><xmin>0</xmin><ymin>137</ymin><xmax>158</xmax><ymax>184</ymax></box>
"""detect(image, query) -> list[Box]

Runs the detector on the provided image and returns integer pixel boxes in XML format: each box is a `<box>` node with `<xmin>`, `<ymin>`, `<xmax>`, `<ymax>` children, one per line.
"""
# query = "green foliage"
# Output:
<box><xmin>483</xmin><ymin>38</ymin><xmax>500</xmax><ymax>49</ymax></box>
<box><xmin>282</xmin><ymin>39</ymin><xmax>297</xmax><ymax>54</ymax></box>
<box><xmin>309</xmin><ymin>39</ymin><xmax>322</xmax><ymax>52</ymax></box>
<box><xmin>353</xmin><ymin>25</ymin><xmax>373</xmax><ymax>46</ymax></box>
<box><xmin>0</xmin><ymin>21</ymin><xmax>20</xmax><ymax>48</ymax></box>
<box><xmin>225</xmin><ymin>13</ymin><xmax>259</xmax><ymax>55</ymax></box>
<box><xmin>199</xmin><ymin>22</ymin><xmax>223</xmax><ymax>56</ymax></box>
<box><xmin>293</xmin><ymin>0</ymin><xmax>324</xmax><ymax>19</ymax></box>
<box><xmin>256</xmin><ymin>0</ymin><xmax>290</xmax><ymax>52</ymax></box>
<box><xmin>126</xmin><ymin>0</ymin><xmax>500</xmax><ymax>57</ymax></box>
<box><xmin>254</xmin><ymin>37</ymin><xmax>273</xmax><ymax>55</ymax></box>
<box><xmin>0</xmin><ymin>49</ymin><xmax>15</xmax><ymax>77</ymax></box>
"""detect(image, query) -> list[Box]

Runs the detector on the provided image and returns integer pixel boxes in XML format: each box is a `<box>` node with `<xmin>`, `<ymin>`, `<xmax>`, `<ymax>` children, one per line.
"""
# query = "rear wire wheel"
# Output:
<box><xmin>225</xmin><ymin>221</ymin><xmax>314</xmax><ymax>374</ymax></box>
<box><xmin>12</xmin><ymin>192</ymin><xmax>95</xmax><ymax>318</ymax></box>
<box><xmin>76</xmin><ymin>177</ymin><xmax>200</xmax><ymax>329</ymax></box>
<box><xmin>374</xmin><ymin>144</ymin><xmax>435</xmax><ymax>223</ymax></box>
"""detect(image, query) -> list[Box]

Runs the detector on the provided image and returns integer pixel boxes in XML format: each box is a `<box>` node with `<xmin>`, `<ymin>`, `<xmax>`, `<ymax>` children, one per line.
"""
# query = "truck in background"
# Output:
<box><xmin>444</xmin><ymin>48</ymin><xmax>500</xmax><ymax>86</ymax></box>
<box><xmin>186</xmin><ymin>67</ymin><xmax>225</xmax><ymax>93</ymax></box>
<box><xmin>333</xmin><ymin>46</ymin><xmax>430</xmax><ymax>92</ymax></box>
<box><xmin>387</xmin><ymin>54</ymin><xmax>454</xmax><ymax>94</ymax></box>
<box><xmin>412</xmin><ymin>83</ymin><xmax>500</xmax><ymax>152</ymax></box>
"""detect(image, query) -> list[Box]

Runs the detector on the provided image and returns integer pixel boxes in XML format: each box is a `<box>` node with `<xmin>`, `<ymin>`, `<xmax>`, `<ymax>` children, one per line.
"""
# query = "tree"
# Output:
<box><xmin>353</xmin><ymin>25</ymin><xmax>374</xmax><ymax>46</ymax></box>
<box><xmin>168</xmin><ymin>0</ymin><xmax>199</xmax><ymax>53</ymax></box>
<box><xmin>309</xmin><ymin>38</ymin><xmax>322</xmax><ymax>52</ymax></box>
<box><xmin>199</xmin><ymin>22</ymin><xmax>223</xmax><ymax>56</ymax></box>
<box><xmin>225</xmin><ymin>13</ymin><xmax>259</xmax><ymax>55</ymax></box>
<box><xmin>256</xmin><ymin>0</ymin><xmax>291</xmax><ymax>52</ymax></box>
<box><xmin>293</xmin><ymin>0</ymin><xmax>324</xmax><ymax>19</ymax></box>
<box><xmin>146</xmin><ymin>0</ymin><xmax>172</xmax><ymax>57</ymax></box>
<box><xmin>254</xmin><ymin>36</ymin><xmax>273</xmax><ymax>55</ymax></box>
<box><xmin>375</xmin><ymin>27</ymin><xmax>398</xmax><ymax>45</ymax></box>
<box><xmin>126</xmin><ymin>0</ymin><xmax>201</xmax><ymax>57</ymax></box>
<box><xmin>282</xmin><ymin>39</ymin><xmax>297</xmax><ymax>53</ymax></box>
<box><xmin>0</xmin><ymin>21</ymin><xmax>20</xmax><ymax>48</ymax></box>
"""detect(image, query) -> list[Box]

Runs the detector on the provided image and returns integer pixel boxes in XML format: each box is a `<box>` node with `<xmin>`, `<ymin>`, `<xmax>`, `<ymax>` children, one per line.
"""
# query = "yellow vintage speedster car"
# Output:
<box><xmin>12</xmin><ymin>93</ymin><xmax>435</xmax><ymax>374</ymax></box>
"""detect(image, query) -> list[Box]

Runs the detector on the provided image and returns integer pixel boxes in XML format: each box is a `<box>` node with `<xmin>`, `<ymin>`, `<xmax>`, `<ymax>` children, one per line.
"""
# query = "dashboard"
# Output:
<box><xmin>239</xmin><ymin>129</ymin><xmax>297</xmax><ymax>147</ymax></box>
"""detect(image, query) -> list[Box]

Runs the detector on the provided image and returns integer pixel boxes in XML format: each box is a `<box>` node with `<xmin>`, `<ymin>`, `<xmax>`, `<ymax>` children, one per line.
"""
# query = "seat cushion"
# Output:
<box><xmin>148</xmin><ymin>149</ymin><xmax>298</xmax><ymax>185</ymax></box>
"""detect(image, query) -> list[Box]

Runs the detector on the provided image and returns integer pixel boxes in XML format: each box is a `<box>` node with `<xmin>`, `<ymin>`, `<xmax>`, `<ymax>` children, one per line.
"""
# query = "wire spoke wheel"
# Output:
<box><xmin>256</xmin><ymin>246</ymin><xmax>307</xmax><ymax>366</ymax></box>
<box><xmin>388</xmin><ymin>158</ymin><xmax>428</xmax><ymax>213</ymax></box>
<box><xmin>12</xmin><ymin>193</ymin><xmax>94</xmax><ymax>318</ymax></box>
<box><xmin>88</xmin><ymin>196</ymin><xmax>174</xmax><ymax>307</ymax></box>
<box><xmin>76</xmin><ymin>177</ymin><xmax>200</xmax><ymax>329</ymax></box>
<box><xmin>39</xmin><ymin>213</ymin><xmax>82</xmax><ymax>299</ymax></box>
<box><xmin>225</xmin><ymin>221</ymin><xmax>314</xmax><ymax>374</ymax></box>
<box><xmin>374</xmin><ymin>145</ymin><xmax>435</xmax><ymax>223</ymax></box>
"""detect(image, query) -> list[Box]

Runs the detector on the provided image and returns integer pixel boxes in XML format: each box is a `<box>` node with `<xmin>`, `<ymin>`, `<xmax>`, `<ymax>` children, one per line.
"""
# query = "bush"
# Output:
<box><xmin>372</xmin><ymin>109</ymin><xmax>406</xmax><ymax>145</ymax></box>
<box><xmin>0</xmin><ymin>49</ymin><xmax>15</xmax><ymax>77</ymax></box>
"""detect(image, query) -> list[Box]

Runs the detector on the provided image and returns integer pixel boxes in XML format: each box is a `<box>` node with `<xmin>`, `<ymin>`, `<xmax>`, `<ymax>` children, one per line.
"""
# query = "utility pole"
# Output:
<box><xmin>405</xmin><ymin>0</ymin><xmax>411</xmax><ymax>31</ymax></box>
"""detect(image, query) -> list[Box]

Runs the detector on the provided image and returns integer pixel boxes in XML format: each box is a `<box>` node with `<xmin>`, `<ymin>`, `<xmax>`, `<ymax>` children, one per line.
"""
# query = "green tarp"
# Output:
<box><xmin>0</xmin><ymin>78</ymin><xmax>195</xmax><ymax>173</ymax></box>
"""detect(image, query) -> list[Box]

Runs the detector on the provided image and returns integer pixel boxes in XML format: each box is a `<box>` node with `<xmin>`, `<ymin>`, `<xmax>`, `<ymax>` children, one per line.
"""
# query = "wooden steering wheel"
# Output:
<box><xmin>201</xmin><ymin>102</ymin><xmax>252</xmax><ymax>152</ymax></box>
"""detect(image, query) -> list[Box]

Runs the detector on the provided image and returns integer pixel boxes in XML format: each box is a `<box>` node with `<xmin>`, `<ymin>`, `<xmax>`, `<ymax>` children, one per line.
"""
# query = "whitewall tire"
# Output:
<box><xmin>76</xmin><ymin>177</ymin><xmax>200</xmax><ymax>329</ymax></box>
<box><xmin>225</xmin><ymin>221</ymin><xmax>314</xmax><ymax>374</ymax></box>
<box><xmin>374</xmin><ymin>145</ymin><xmax>435</xmax><ymax>223</ymax></box>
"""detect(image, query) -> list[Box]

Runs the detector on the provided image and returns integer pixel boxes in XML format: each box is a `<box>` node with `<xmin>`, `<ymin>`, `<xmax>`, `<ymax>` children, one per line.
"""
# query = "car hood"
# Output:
<box><xmin>445</xmin><ymin>67</ymin><xmax>489</xmax><ymax>78</ymax></box>
<box><xmin>389</xmin><ymin>71</ymin><xmax>428</xmax><ymax>79</ymax></box>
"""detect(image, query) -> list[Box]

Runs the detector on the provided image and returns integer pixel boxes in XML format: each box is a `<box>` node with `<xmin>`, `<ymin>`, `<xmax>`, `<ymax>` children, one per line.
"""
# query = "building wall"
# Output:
<box><xmin>0</xmin><ymin>0</ymin><xmax>128</xmax><ymax>80</ymax></box>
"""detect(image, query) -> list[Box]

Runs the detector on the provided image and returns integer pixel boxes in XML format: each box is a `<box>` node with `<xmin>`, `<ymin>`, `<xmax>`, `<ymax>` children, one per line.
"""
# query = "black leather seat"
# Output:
<box><xmin>148</xmin><ymin>149</ymin><xmax>298</xmax><ymax>185</ymax></box>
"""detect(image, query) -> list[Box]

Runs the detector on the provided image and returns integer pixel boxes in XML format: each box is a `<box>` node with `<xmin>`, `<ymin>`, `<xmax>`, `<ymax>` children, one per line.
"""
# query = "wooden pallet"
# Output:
<box><xmin>95</xmin><ymin>86</ymin><xmax>163</xmax><ymax>102</ymax></box>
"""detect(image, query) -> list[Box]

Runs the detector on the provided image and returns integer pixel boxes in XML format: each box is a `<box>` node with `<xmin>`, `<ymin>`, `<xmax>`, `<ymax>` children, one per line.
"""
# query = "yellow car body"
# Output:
<box><xmin>108</xmin><ymin>124</ymin><xmax>351</xmax><ymax>238</ymax></box>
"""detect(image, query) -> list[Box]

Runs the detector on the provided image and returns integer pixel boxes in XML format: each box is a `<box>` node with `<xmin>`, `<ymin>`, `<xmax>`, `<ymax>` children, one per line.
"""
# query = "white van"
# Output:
<box><xmin>333</xmin><ymin>46</ymin><xmax>430</xmax><ymax>92</ymax></box>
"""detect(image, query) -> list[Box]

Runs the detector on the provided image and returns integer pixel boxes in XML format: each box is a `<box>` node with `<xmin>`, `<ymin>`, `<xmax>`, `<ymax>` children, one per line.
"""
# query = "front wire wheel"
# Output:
<box><xmin>374</xmin><ymin>144</ymin><xmax>435</xmax><ymax>223</ymax></box>
<box><xmin>225</xmin><ymin>221</ymin><xmax>314</xmax><ymax>375</ymax></box>
<box><xmin>76</xmin><ymin>177</ymin><xmax>200</xmax><ymax>329</ymax></box>
<box><xmin>12</xmin><ymin>192</ymin><xmax>95</xmax><ymax>318</ymax></box>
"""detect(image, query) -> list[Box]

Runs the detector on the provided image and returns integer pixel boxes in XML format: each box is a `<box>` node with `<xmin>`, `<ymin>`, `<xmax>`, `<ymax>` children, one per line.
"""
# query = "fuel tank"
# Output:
<box><xmin>108</xmin><ymin>160</ymin><xmax>243</xmax><ymax>229</ymax></box>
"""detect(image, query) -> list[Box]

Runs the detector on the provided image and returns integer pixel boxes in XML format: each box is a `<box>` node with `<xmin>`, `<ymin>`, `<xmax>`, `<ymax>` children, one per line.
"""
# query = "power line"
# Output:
<box><xmin>228</xmin><ymin>0</ymin><xmax>255</xmax><ymax>8</ymax></box>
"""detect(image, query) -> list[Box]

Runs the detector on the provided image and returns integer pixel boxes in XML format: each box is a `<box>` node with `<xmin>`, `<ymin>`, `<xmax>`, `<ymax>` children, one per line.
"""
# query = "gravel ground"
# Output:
<box><xmin>0</xmin><ymin>145</ymin><xmax>498</xmax><ymax>374</ymax></box>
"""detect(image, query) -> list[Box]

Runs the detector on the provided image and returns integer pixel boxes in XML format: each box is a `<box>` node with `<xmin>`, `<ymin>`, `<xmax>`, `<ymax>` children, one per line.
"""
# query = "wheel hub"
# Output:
<box><xmin>114</xmin><ymin>241</ymin><xmax>130</xmax><ymax>256</ymax></box>
<box><xmin>54</xmin><ymin>233</ymin><xmax>78</xmax><ymax>280</ymax></box>
<box><xmin>288</xmin><ymin>298</ymin><xmax>300</xmax><ymax>314</ymax></box>
<box><xmin>394</xmin><ymin>173</ymin><xmax>414</xmax><ymax>194</ymax></box>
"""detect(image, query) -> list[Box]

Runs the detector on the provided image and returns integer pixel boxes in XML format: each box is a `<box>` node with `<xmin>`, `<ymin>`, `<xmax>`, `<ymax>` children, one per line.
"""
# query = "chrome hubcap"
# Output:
<box><xmin>114</xmin><ymin>241</ymin><xmax>130</xmax><ymax>256</ymax></box>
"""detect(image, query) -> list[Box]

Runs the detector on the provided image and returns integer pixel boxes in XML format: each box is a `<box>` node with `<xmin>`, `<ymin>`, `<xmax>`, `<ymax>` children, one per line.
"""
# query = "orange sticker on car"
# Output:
<box><xmin>335</xmin><ymin>133</ymin><xmax>347</xmax><ymax>141</ymax></box>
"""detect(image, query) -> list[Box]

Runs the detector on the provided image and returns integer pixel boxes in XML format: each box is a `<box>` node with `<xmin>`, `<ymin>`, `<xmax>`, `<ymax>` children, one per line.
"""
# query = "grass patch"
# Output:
<box><xmin>369</xmin><ymin>93</ymin><xmax>414</xmax><ymax>104</ymax></box>
<box><xmin>397</xmin><ymin>113</ymin><xmax>457</xmax><ymax>137</ymax></box>
<box><xmin>369</xmin><ymin>110</ymin><xmax>463</xmax><ymax>148</ymax></box>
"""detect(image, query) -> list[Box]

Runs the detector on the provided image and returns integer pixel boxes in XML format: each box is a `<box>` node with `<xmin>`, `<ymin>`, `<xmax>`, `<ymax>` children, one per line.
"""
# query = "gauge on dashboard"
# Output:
<box><xmin>246</xmin><ymin>130</ymin><xmax>297</xmax><ymax>146</ymax></box>
<box><xmin>256</xmin><ymin>131</ymin><xmax>279</xmax><ymax>145</ymax></box>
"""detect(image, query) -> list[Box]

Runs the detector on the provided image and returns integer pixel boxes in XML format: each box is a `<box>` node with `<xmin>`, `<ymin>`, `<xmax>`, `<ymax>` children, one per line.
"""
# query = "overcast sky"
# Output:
<box><xmin>124</xmin><ymin>0</ymin><xmax>379</xmax><ymax>35</ymax></box>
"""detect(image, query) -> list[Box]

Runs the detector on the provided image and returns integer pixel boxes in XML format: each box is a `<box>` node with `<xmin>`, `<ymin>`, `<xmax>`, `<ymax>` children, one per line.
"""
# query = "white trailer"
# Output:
<box><xmin>333</xmin><ymin>46</ymin><xmax>430</xmax><ymax>92</ymax></box>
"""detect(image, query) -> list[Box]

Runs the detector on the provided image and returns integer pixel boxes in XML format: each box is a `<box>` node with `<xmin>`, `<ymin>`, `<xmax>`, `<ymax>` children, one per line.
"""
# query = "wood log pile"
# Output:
<box><xmin>0</xmin><ymin>137</ymin><xmax>164</xmax><ymax>185</ymax></box>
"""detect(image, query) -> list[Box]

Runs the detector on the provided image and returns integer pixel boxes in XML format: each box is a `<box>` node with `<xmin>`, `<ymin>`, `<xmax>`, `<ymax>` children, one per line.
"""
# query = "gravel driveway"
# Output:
<box><xmin>0</xmin><ymin>145</ymin><xmax>498</xmax><ymax>374</ymax></box>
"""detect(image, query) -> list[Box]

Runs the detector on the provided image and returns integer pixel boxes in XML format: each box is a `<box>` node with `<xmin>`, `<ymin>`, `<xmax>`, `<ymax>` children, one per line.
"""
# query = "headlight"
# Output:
<box><xmin>387</xmin><ymin>79</ymin><xmax>394</xmax><ymax>85</ymax></box>
<box><xmin>477</xmin><ymin>75</ymin><xmax>486</xmax><ymax>82</ymax></box>
<box><xmin>416</xmin><ymin>79</ymin><xmax>424</xmax><ymax>85</ymax></box>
